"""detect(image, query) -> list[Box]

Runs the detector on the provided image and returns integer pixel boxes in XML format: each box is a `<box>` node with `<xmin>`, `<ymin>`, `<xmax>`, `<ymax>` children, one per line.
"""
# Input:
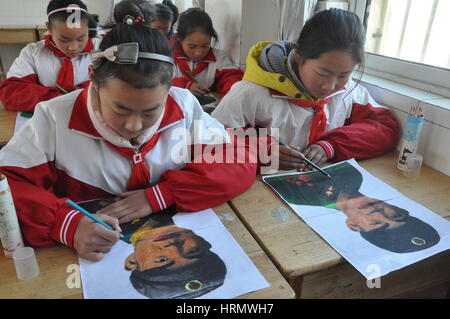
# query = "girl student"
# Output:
<box><xmin>0</xmin><ymin>0</ymin><xmax>100</xmax><ymax>112</ymax></box>
<box><xmin>212</xmin><ymin>9</ymin><xmax>400</xmax><ymax>171</ymax></box>
<box><xmin>171</xmin><ymin>8</ymin><xmax>243</xmax><ymax>103</ymax></box>
<box><xmin>151</xmin><ymin>0</ymin><xmax>179</xmax><ymax>39</ymax></box>
<box><xmin>0</xmin><ymin>20</ymin><xmax>257</xmax><ymax>261</ymax></box>
<box><xmin>113</xmin><ymin>0</ymin><xmax>156</xmax><ymax>26</ymax></box>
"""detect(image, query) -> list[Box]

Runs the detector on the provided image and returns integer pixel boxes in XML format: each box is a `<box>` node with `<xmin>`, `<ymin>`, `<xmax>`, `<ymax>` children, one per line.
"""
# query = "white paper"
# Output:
<box><xmin>263</xmin><ymin>159</ymin><xmax>450</xmax><ymax>279</ymax></box>
<box><xmin>79</xmin><ymin>208</ymin><xmax>269</xmax><ymax>299</ymax></box>
<box><xmin>14</xmin><ymin>113</ymin><xmax>29</xmax><ymax>134</ymax></box>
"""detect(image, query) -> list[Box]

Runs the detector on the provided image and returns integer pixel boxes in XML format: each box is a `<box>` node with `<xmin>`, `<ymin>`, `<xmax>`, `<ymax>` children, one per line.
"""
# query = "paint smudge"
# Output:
<box><xmin>270</xmin><ymin>206</ymin><xmax>292</xmax><ymax>222</ymax></box>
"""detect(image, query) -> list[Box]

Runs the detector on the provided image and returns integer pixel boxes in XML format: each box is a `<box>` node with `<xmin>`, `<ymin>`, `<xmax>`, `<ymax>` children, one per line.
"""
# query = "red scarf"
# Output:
<box><xmin>104</xmin><ymin>132</ymin><xmax>162</xmax><ymax>191</ymax></box>
<box><xmin>269</xmin><ymin>88</ymin><xmax>329</xmax><ymax>144</ymax></box>
<box><xmin>288</xmin><ymin>98</ymin><xmax>330</xmax><ymax>144</ymax></box>
<box><xmin>44</xmin><ymin>35</ymin><xmax>94</xmax><ymax>92</ymax></box>
<box><xmin>174</xmin><ymin>48</ymin><xmax>216</xmax><ymax>79</ymax></box>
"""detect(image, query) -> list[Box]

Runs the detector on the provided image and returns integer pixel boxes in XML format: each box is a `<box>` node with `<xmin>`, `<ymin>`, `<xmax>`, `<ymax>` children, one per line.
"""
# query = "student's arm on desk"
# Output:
<box><xmin>0</xmin><ymin>44</ymin><xmax>61</xmax><ymax>112</ymax></box>
<box><xmin>318</xmin><ymin>92</ymin><xmax>400</xmax><ymax>162</ymax></box>
<box><xmin>0</xmin><ymin>107</ymin><xmax>89</xmax><ymax>249</ymax></box>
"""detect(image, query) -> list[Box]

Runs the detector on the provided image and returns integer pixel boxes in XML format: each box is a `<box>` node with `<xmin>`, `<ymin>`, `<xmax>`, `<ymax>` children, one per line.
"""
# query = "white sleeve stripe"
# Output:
<box><xmin>321</xmin><ymin>140</ymin><xmax>334</xmax><ymax>158</ymax></box>
<box><xmin>155</xmin><ymin>185</ymin><xmax>167</xmax><ymax>210</ymax></box>
<box><xmin>152</xmin><ymin>187</ymin><xmax>163</xmax><ymax>211</ymax></box>
<box><xmin>60</xmin><ymin>210</ymin><xmax>79</xmax><ymax>245</ymax></box>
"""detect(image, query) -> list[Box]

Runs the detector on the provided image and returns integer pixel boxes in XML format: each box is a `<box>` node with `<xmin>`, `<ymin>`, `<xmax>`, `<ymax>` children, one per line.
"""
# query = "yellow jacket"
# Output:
<box><xmin>243</xmin><ymin>41</ymin><xmax>315</xmax><ymax>102</ymax></box>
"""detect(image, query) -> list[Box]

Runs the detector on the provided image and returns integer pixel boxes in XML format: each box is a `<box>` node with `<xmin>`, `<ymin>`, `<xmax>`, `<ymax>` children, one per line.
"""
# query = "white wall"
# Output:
<box><xmin>360</xmin><ymin>77</ymin><xmax>450</xmax><ymax>176</ymax></box>
<box><xmin>240</xmin><ymin>0</ymin><xmax>278</xmax><ymax>69</ymax></box>
<box><xmin>206</xmin><ymin>0</ymin><xmax>242</xmax><ymax>65</ymax></box>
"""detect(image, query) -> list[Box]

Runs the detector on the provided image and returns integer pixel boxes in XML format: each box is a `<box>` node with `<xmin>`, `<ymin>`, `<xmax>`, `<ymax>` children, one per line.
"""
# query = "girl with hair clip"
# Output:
<box><xmin>0</xmin><ymin>0</ymin><xmax>100</xmax><ymax>112</ymax></box>
<box><xmin>212</xmin><ymin>9</ymin><xmax>400</xmax><ymax>170</ymax></box>
<box><xmin>171</xmin><ymin>8</ymin><xmax>243</xmax><ymax>106</ymax></box>
<box><xmin>0</xmin><ymin>20</ymin><xmax>257</xmax><ymax>261</ymax></box>
<box><xmin>151</xmin><ymin>0</ymin><xmax>179</xmax><ymax>39</ymax></box>
<box><xmin>114</xmin><ymin>0</ymin><xmax>156</xmax><ymax>26</ymax></box>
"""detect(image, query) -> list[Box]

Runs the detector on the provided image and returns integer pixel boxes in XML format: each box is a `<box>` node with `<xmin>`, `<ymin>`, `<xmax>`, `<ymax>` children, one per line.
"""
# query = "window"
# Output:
<box><xmin>349</xmin><ymin>0</ymin><xmax>450</xmax><ymax>97</ymax></box>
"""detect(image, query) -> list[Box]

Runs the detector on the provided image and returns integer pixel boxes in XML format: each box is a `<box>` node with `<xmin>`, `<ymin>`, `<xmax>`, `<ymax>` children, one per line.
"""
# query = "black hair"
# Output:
<box><xmin>176</xmin><ymin>7</ymin><xmax>218</xmax><ymax>45</ymax></box>
<box><xmin>92</xmin><ymin>24</ymin><xmax>173</xmax><ymax>89</ymax></box>
<box><xmin>47</xmin><ymin>0</ymin><xmax>91</xmax><ymax>28</ymax></box>
<box><xmin>113</xmin><ymin>0</ymin><xmax>156</xmax><ymax>25</ymax></box>
<box><xmin>296</xmin><ymin>8</ymin><xmax>365</xmax><ymax>65</ymax></box>
<box><xmin>155</xmin><ymin>0</ymin><xmax>179</xmax><ymax>38</ymax></box>
<box><xmin>88</xmin><ymin>13</ymin><xmax>99</xmax><ymax>38</ymax></box>
<box><xmin>360</xmin><ymin>216</ymin><xmax>440</xmax><ymax>253</ymax></box>
<box><xmin>129</xmin><ymin>250</ymin><xmax>226</xmax><ymax>299</ymax></box>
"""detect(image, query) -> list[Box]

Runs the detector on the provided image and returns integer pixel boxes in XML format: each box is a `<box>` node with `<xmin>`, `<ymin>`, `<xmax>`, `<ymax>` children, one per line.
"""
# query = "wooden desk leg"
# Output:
<box><xmin>289</xmin><ymin>277</ymin><xmax>303</xmax><ymax>299</ymax></box>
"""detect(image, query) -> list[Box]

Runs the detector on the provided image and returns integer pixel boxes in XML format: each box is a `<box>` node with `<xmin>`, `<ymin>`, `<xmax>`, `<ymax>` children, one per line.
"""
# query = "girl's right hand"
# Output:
<box><xmin>278</xmin><ymin>145</ymin><xmax>306</xmax><ymax>170</ymax></box>
<box><xmin>190</xmin><ymin>82</ymin><xmax>210</xmax><ymax>96</ymax></box>
<box><xmin>73</xmin><ymin>214</ymin><xmax>121</xmax><ymax>261</ymax></box>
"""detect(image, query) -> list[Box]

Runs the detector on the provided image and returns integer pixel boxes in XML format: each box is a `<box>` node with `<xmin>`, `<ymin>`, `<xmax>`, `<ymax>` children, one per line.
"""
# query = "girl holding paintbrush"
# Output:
<box><xmin>212</xmin><ymin>9</ymin><xmax>400</xmax><ymax>171</ymax></box>
<box><xmin>0</xmin><ymin>0</ymin><xmax>100</xmax><ymax>112</ymax></box>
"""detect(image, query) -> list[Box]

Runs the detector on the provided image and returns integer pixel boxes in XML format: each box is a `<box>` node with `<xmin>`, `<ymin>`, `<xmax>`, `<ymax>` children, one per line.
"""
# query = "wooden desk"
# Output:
<box><xmin>229</xmin><ymin>152</ymin><xmax>450</xmax><ymax>298</ymax></box>
<box><xmin>0</xmin><ymin>202</ymin><xmax>295</xmax><ymax>299</ymax></box>
<box><xmin>0</xmin><ymin>108</ymin><xmax>16</xmax><ymax>148</ymax></box>
<box><xmin>0</xmin><ymin>26</ymin><xmax>39</xmax><ymax>45</ymax></box>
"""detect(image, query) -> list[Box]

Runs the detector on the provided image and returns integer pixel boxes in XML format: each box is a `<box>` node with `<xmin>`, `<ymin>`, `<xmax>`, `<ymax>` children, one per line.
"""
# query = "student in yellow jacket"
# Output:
<box><xmin>212</xmin><ymin>9</ymin><xmax>399</xmax><ymax>172</ymax></box>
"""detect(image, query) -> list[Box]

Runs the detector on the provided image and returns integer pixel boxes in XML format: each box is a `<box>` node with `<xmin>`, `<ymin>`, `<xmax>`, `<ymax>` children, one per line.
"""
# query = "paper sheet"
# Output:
<box><xmin>263</xmin><ymin>159</ymin><xmax>450</xmax><ymax>279</ymax></box>
<box><xmin>79</xmin><ymin>208</ymin><xmax>269</xmax><ymax>299</ymax></box>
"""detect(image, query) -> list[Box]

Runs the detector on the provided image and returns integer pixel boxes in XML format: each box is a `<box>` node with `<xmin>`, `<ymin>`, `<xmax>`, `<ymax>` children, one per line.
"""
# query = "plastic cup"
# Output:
<box><xmin>13</xmin><ymin>247</ymin><xmax>39</xmax><ymax>280</ymax></box>
<box><xmin>403</xmin><ymin>154</ymin><xmax>423</xmax><ymax>178</ymax></box>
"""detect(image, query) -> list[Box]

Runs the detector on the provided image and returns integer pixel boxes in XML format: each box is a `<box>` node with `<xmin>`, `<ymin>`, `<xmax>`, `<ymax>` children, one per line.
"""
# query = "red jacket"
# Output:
<box><xmin>171</xmin><ymin>46</ymin><xmax>243</xmax><ymax>96</ymax></box>
<box><xmin>0</xmin><ymin>86</ymin><xmax>257</xmax><ymax>248</ymax></box>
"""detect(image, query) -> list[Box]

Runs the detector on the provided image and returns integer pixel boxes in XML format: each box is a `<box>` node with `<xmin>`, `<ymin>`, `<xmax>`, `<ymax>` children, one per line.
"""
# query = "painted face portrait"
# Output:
<box><xmin>264</xmin><ymin>162</ymin><xmax>440</xmax><ymax>253</ymax></box>
<box><xmin>124</xmin><ymin>211</ymin><xmax>227</xmax><ymax>299</ymax></box>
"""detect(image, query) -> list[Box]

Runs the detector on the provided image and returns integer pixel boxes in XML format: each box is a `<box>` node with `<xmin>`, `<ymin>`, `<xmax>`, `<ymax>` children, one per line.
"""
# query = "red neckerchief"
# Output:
<box><xmin>269</xmin><ymin>88</ymin><xmax>330</xmax><ymax>144</ymax></box>
<box><xmin>44</xmin><ymin>35</ymin><xmax>94</xmax><ymax>92</ymax></box>
<box><xmin>104</xmin><ymin>133</ymin><xmax>162</xmax><ymax>191</ymax></box>
<box><xmin>69</xmin><ymin>90</ymin><xmax>185</xmax><ymax>191</ymax></box>
<box><xmin>174</xmin><ymin>47</ymin><xmax>216</xmax><ymax>79</ymax></box>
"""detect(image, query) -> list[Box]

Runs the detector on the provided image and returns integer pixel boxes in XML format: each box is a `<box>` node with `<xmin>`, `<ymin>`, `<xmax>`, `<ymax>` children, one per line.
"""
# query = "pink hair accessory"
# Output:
<box><xmin>47</xmin><ymin>6</ymin><xmax>88</xmax><ymax>17</ymax></box>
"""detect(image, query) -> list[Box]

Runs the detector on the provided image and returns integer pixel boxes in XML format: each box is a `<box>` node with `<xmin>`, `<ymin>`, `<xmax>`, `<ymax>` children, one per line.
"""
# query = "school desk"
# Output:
<box><xmin>228</xmin><ymin>151</ymin><xmax>450</xmax><ymax>298</ymax></box>
<box><xmin>0</xmin><ymin>107</ymin><xmax>16</xmax><ymax>148</ymax></box>
<box><xmin>0</xmin><ymin>202</ymin><xmax>295</xmax><ymax>299</ymax></box>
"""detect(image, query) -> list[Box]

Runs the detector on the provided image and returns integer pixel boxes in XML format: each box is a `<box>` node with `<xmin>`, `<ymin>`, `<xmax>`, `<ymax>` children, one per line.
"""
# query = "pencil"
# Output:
<box><xmin>279</xmin><ymin>142</ymin><xmax>331</xmax><ymax>178</ymax></box>
<box><xmin>66</xmin><ymin>199</ymin><xmax>124</xmax><ymax>239</ymax></box>
<box><xmin>55</xmin><ymin>84</ymin><xmax>69</xmax><ymax>94</ymax></box>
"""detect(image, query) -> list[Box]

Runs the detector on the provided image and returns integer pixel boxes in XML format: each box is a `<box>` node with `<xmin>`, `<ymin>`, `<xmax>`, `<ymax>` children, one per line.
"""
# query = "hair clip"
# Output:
<box><xmin>123</xmin><ymin>15</ymin><xmax>145</xmax><ymax>25</ymax></box>
<box><xmin>91</xmin><ymin>42</ymin><xmax>174</xmax><ymax>69</ymax></box>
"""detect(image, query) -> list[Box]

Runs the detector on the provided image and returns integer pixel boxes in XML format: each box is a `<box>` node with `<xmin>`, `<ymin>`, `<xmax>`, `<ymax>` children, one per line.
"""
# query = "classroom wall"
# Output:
<box><xmin>206</xmin><ymin>0</ymin><xmax>242</xmax><ymax>66</ymax></box>
<box><xmin>360</xmin><ymin>81</ymin><xmax>450</xmax><ymax>176</ymax></box>
<box><xmin>240</xmin><ymin>0</ymin><xmax>278</xmax><ymax>69</ymax></box>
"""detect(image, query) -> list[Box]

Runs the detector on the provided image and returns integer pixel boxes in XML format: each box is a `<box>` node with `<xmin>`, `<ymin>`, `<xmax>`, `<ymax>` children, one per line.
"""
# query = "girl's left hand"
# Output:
<box><xmin>298</xmin><ymin>144</ymin><xmax>327</xmax><ymax>172</ymax></box>
<box><xmin>97</xmin><ymin>190</ymin><xmax>153</xmax><ymax>224</ymax></box>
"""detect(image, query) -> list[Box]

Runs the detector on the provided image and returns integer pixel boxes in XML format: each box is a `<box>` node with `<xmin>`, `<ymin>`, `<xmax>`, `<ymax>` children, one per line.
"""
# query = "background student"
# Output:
<box><xmin>171</xmin><ymin>8</ymin><xmax>243</xmax><ymax>104</ymax></box>
<box><xmin>212</xmin><ymin>9</ymin><xmax>399</xmax><ymax>171</ymax></box>
<box><xmin>0</xmin><ymin>17</ymin><xmax>256</xmax><ymax>261</ymax></box>
<box><xmin>113</xmin><ymin>0</ymin><xmax>156</xmax><ymax>26</ymax></box>
<box><xmin>151</xmin><ymin>0</ymin><xmax>179</xmax><ymax>39</ymax></box>
<box><xmin>0</xmin><ymin>0</ymin><xmax>100</xmax><ymax>112</ymax></box>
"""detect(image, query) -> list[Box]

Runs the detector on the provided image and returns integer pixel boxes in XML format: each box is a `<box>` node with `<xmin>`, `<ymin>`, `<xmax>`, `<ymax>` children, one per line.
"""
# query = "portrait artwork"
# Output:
<box><xmin>77</xmin><ymin>201</ymin><xmax>268</xmax><ymax>299</ymax></box>
<box><xmin>263</xmin><ymin>159</ymin><xmax>450</xmax><ymax>279</ymax></box>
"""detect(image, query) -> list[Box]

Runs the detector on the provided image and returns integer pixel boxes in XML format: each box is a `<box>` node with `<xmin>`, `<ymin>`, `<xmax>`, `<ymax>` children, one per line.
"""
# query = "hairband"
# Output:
<box><xmin>123</xmin><ymin>15</ymin><xmax>145</xmax><ymax>25</ymax></box>
<box><xmin>47</xmin><ymin>6</ymin><xmax>88</xmax><ymax>17</ymax></box>
<box><xmin>91</xmin><ymin>42</ymin><xmax>174</xmax><ymax>69</ymax></box>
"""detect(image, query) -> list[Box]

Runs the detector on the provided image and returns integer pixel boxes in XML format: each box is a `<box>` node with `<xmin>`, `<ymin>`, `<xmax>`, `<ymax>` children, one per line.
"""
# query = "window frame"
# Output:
<box><xmin>348</xmin><ymin>0</ymin><xmax>450</xmax><ymax>98</ymax></box>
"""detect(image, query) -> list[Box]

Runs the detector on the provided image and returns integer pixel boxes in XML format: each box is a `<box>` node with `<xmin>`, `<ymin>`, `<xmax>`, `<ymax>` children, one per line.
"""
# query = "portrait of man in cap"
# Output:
<box><xmin>123</xmin><ymin>209</ymin><xmax>226</xmax><ymax>299</ymax></box>
<box><xmin>78</xmin><ymin>200</ymin><xmax>227</xmax><ymax>299</ymax></box>
<box><xmin>264</xmin><ymin>161</ymin><xmax>440</xmax><ymax>253</ymax></box>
